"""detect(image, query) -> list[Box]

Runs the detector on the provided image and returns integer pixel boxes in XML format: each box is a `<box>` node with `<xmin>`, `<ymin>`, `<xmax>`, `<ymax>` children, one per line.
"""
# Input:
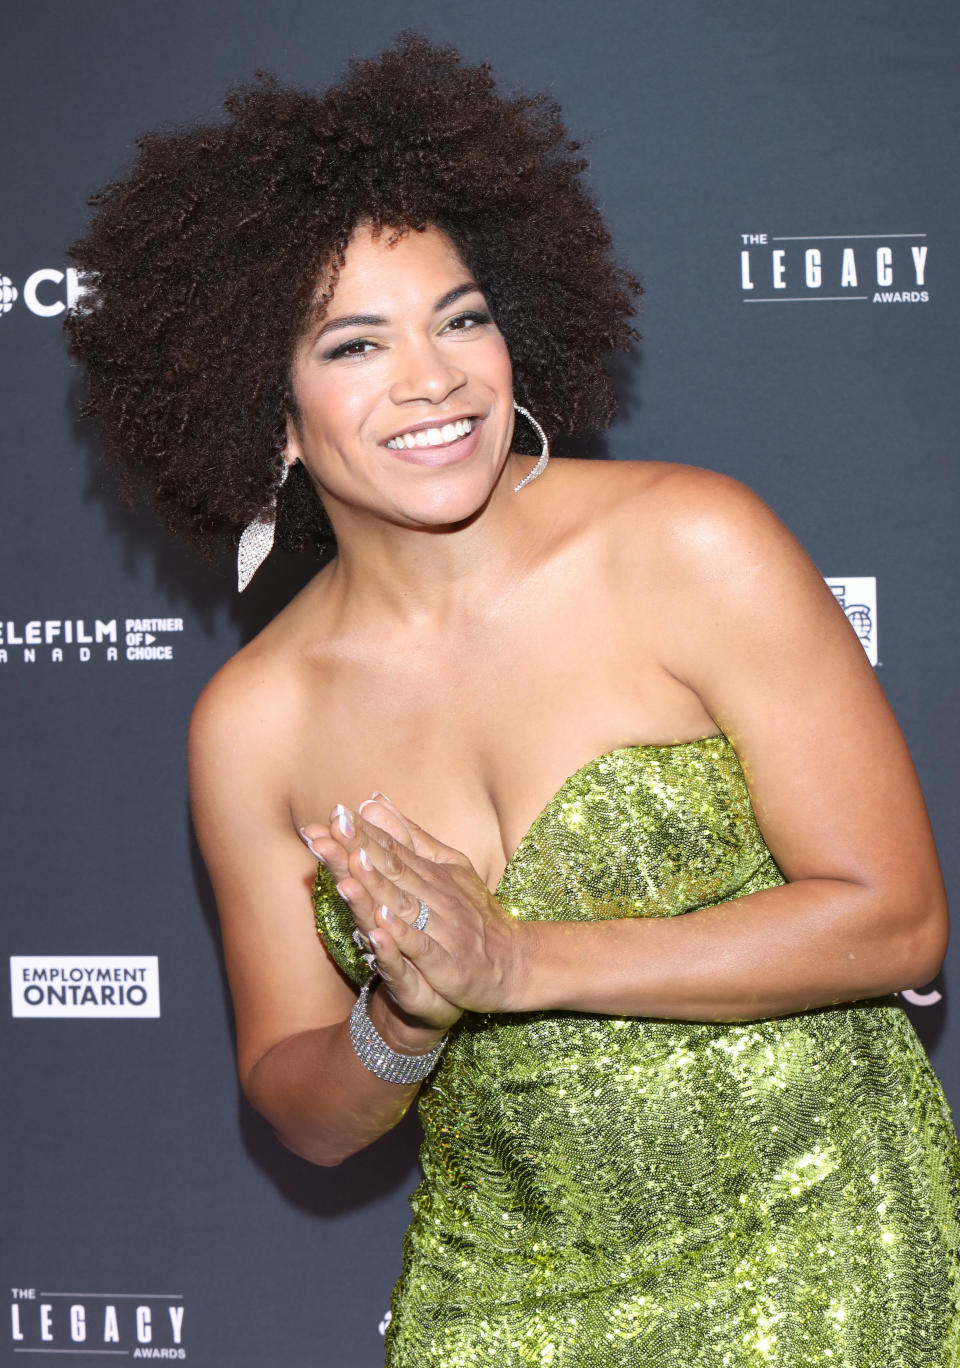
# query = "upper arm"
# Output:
<box><xmin>659</xmin><ymin>470</ymin><xmax>945</xmax><ymax>944</ymax></box>
<box><xmin>187</xmin><ymin>662</ymin><xmax>355</xmax><ymax>1085</ymax></box>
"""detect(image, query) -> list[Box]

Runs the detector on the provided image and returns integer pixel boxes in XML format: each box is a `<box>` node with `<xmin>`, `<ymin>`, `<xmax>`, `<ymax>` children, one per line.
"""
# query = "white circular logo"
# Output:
<box><xmin>0</xmin><ymin>276</ymin><xmax>18</xmax><ymax>314</ymax></box>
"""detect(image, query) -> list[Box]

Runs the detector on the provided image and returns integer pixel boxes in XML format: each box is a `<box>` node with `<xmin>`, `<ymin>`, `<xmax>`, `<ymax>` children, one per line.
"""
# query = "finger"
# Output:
<box><xmin>337</xmin><ymin>844</ymin><xmax>437</xmax><ymax>951</ymax></box>
<box><xmin>326</xmin><ymin>804</ymin><xmax>444</xmax><ymax>893</ymax></box>
<box><xmin>367</xmin><ymin>927</ymin><xmax>459</xmax><ymax>1027</ymax></box>
<box><xmin>365</xmin><ymin>925</ymin><xmax>409</xmax><ymax>991</ymax></box>
<box><xmin>335</xmin><ymin>871</ymin><xmax>387</xmax><ymax>942</ymax></box>
<box><xmin>374</xmin><ymin>902</ymin><xmax>445</xmax><ymax>971</ymax></box>
<box><xmin>344</xmin><ymin>845</ymin><xmax>424</xmax><ymax>925</ymax></box>
<box><xmin>298</xmin><ymin>824</ymin><xmax>352</xmax><ymax>879</ymax></box>
<box><xmin>357</xmin><ymin>796</ymin><xmax>417</xmax><ymax>849</ymax></box>
<box><xmin>322</xmin><ymin>803</ymin><xmax>404</xmax><ymax>862</ymax></box>
<box><xmin>368</xmin><ymin>794</ymin><xmax>473</xmax><ymax>868</ymax></box>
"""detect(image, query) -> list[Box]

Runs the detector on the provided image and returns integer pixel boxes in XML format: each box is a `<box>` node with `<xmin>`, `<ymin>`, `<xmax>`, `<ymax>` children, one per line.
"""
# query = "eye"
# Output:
<box><xmin>325</xmin><ymin>337</ymin><xmax>381</xmax><ymax>361</ymax></box>
<box><xmin>443</xmin><ymin>309</ymin><xmax>493</xmax><ymax>333</ymax></box>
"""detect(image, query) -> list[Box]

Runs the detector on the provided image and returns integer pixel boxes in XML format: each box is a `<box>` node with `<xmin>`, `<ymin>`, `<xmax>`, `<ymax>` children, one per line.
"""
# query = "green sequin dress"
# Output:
<box><xmin>313</xmin><ymin>734</ymin><xmax>960</xmax><ymax>1366</ymax></box>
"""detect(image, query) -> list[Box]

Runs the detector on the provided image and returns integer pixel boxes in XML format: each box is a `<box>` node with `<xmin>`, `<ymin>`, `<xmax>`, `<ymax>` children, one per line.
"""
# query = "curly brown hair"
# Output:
<box><xmin>65</xmin><ymin>32</ymin><xmax>640</xmax><ymax>556</ymax></box>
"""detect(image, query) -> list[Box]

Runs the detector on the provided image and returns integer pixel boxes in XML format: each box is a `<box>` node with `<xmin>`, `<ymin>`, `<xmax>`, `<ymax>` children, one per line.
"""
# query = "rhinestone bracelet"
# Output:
<box><xmin>349</xmin><ymin>976</ymin><xmax>448</xmax><ymax>1085</ymax></box>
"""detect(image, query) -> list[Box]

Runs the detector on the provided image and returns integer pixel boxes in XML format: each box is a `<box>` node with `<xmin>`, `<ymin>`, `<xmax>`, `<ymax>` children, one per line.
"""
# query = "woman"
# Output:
<box><xmin>67</xmin><ymin>34</ymin><xmax>959</xmax><ymax>1367</ymax></box>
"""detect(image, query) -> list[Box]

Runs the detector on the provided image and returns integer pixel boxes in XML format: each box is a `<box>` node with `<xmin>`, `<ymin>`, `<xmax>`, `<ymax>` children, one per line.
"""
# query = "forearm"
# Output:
<box><xmin>243</xmin><ymin>982</ymin><xmax>446</xmax><ymax>1166</ymax></box>
<box><xmin>514</xmin><ymin>877</ymin><xmax>945</xmax><ymax>1021</ymax></box>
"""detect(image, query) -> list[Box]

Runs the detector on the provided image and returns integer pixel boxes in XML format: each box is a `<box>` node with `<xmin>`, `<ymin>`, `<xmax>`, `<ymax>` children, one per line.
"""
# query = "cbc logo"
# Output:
<box><xmin>0</xmin><ymin>267</ymin><xmax>89</xmax><ymax>318</ymax></box>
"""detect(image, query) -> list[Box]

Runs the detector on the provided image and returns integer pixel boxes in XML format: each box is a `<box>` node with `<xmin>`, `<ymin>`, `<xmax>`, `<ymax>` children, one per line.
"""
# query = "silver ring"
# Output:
<box><xmin>352</xmin><ymin>928</ymin><xmax>370</xmax><ymax>951</ymax></box>
<box><xmin>413</xmin><ymin>899</ymin><xmax>430</xmax><ymax>932</ymax></box>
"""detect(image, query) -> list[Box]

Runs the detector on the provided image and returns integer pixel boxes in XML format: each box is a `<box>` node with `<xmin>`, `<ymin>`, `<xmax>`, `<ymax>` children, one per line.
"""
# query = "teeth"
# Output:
<box><xmin>387</xmin><ymin>417</ymin><xmax>475</xmax><ymax>450</ymax></box>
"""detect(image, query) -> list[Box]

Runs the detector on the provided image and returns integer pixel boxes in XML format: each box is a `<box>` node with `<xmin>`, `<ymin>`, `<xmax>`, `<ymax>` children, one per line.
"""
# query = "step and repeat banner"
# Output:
<box><xmin>3</xmin><ymin>2</ymin><xmax>957</xmax><ymax>1363</ymax></box>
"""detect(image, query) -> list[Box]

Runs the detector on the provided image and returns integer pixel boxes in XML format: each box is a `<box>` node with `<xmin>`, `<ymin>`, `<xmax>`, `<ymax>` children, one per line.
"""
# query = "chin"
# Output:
<box><xmin>394</xmin><ymin>472</ymin><xmax>499</xmax><ymax>529</ymax></box>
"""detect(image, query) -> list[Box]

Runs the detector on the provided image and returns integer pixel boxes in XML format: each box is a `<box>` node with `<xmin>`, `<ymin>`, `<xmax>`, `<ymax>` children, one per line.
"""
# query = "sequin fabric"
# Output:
<box><xmin>313</xmin><ymin>735</ymin><xmax>960</xmax><ymax>1365</ymax></box>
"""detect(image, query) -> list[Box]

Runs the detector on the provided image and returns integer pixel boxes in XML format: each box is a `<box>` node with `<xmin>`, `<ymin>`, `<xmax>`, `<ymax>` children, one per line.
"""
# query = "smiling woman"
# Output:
<box><xmin>65</xmin><ymin>30</ymin><xmax>960</xmax><ymax>1368</ymax></box>
<box><xmin>64</xmin><ymin>33</ymin><xmax>636</xmax><ymax>562</ymax></box>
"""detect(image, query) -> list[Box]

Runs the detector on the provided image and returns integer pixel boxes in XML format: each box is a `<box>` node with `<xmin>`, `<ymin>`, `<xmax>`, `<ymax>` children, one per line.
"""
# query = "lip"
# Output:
<box><xmin>382</xmin><ymin>414</ymin><xmax>484</xmax><ymax>468</ymax></box>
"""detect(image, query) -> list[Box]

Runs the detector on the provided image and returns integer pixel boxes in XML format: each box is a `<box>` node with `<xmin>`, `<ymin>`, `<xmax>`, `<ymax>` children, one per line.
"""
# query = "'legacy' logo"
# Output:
<box><xmin>10</xmin><ymin>1288</ymin><xmax>185</xmax><ymax>1357</ymax></box>
<box><xmin>740</xmin><ymin>233</ymin><xmax>928</xmax><ymax>304</ymax></box>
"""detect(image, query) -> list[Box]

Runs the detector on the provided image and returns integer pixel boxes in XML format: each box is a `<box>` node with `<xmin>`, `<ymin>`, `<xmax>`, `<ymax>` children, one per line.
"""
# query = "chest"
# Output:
<box><xmin>289</xmin><ymin>632</ymin><xmax>712</xmax><ymax>887</ymax></box>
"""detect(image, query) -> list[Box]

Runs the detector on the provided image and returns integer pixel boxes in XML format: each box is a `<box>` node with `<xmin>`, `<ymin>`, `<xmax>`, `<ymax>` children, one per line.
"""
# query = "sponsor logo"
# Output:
<box><xmin>0</xmin><ymin>616</ymin><xmax>184</xmax><ymax>665</ymax></box>
<box><xmin>11</xmin><ymin>957</ymin><xmax>161</xmax><ymax>1019</ymax></box>
<box><xmin>10</xmin><ymin>1288</ymin><xmax>185</xmax><ymax>1357</ymax></box>
<box><xmin>826</xmin><ymin>577</ymin><xmax>877</xmax><ymax>666</ymax></box>
<box><xmin>740</xmin><ymin>233</ymin><xmax>928</xmax><ymax>304</ymax></box>
<box><xmin>0</xmin><ymin>267</ymin><xmax>90</xmax><ymax>319</ymax></box>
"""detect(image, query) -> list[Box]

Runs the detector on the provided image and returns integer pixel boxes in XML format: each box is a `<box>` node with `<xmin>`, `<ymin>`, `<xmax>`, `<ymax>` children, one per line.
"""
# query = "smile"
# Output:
<box><xmin>385</xmin><ymin>417</ymin><xmax>476</xmax><ymax>450</ymax></box>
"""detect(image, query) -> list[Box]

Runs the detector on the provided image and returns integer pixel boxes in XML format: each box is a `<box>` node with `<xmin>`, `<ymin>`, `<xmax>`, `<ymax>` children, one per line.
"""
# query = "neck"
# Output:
<box><xmin>316</xmin><ymin>451</ymin><xmax>544</xmax><ymax>630</ymax></box>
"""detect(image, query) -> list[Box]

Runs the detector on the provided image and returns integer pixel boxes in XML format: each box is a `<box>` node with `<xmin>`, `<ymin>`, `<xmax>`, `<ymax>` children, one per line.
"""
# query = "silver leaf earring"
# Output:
<box><xmin>512</xmin><ymin>402</ymin><xmax>550</xmax><ymax>493</ymax></box>
<box><xmin>237</xmin><ymin>458</ymin><xmax>292</xmax><ymax>592</ymax></box>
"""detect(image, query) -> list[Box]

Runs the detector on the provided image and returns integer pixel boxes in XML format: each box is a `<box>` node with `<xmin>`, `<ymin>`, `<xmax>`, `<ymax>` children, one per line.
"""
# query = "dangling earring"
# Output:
<box><xmin>512</xmin><ymin>402</ymin><xmax>550</xmax><ymax>493</ymax></box>
<box><xmin>237</xmin><ymin>458</ymin><xmax>292</xmax><ymax>592</ymax></box>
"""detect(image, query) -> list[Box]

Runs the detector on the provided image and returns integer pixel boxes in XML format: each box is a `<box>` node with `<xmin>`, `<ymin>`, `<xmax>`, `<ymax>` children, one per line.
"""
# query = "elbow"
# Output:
<box><xmin>242</xmin><ymin>1084</ymin><xmax>351</xmax><ymax>1169</ymax></box>
<box><xmin>240</xmin><ymin>1065</ymin><xmax>347</xmax><ymax>1169</ymax></box>
<box><xmin>891</xmin><ymin>888</ymin><xmax>949</xmax><ymax>992</ymax></box>
<box><xmin>273</xmin><ymin>1126</ymin><xmax>351</xmax><ymax>1169</ymax></box>
<box><xmin>903</xmin><ymin>920</ymin><xmax>948</xmax><ymax>992</ymax></box>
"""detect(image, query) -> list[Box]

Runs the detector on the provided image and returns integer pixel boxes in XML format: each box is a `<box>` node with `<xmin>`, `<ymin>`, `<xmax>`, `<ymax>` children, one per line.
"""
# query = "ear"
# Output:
<box><xmin>283</xmin><ymin>412</ymin><xmax>304</xmax><ymax>469</ymax></box>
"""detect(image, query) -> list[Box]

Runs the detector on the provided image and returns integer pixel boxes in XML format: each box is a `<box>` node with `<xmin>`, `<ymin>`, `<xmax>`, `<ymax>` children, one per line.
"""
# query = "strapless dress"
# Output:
<box><xmin>313</xmin><ymin>734</ymin><xmax>960</xmax><ymax>1366</ymax></box>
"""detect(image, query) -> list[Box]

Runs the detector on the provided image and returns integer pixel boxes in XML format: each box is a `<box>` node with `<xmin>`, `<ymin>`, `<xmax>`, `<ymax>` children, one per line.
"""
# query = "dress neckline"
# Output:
<box><xmin>493</xmin><ymin>732</ymin><xmax>728</xmax><ymax>895</ymax></box>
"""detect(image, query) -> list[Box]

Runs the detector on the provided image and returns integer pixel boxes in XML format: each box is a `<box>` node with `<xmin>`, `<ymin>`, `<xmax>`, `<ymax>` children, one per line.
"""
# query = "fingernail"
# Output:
<box><xmin>358</xmin><ymin>797</ymin><xmax>378</xmax><ymax>814</ymax></box>
<box><xmin>378</xmin><ymin>904</ymin><xmax>395</xmax><ymax>924</ymax></box>
<box><xmin>336</xmin><ymin>804</ymin><xmax>355</xmax><ymax>838</ymax></box>
<box><xmin>336</xmin><ymin>881</ymin><xmax>352</xmax><ymax>902</ymax></box>
<box><xmin>298</xmin><ymin>828</ymin><xmax>326</xmax><ymax>863</ymax></box>
<box><xmin>368</xmin><ymin>932</ymin><xmax>381</xmax><ymax>952</ymax></box>
<box><xmin>373</xmin><ymin>791</ymin><xmax>393</xmax><ymax>804</ymax></box>
<box><xmin>359</xmin><ymin>848</ymin><xmax>373</xmax><ymax>872</ymax></box>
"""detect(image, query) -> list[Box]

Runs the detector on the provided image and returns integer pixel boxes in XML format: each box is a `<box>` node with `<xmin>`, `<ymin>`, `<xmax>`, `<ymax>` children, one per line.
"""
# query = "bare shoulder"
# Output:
<box><xmin>555</xmin><ymin>458</ymin><xmax>808</xmax><ymax>585</ymax></box>
<box><xmin>191</xmin><ymin>644</ymin><xmax>277</xmax><ymax>748</ymax></box>
<box><xmin>187</xmin><ymin>627</ymin><xmax>307</xmax><ymax>792</ymax></box>
<box><xmin>582</xmin><ymin>459</ymin><xmax>790</xmax><ymax>542</ymax></box>
<box><xmin>190</xmin><ymin>562</ymin><xmax>333</xmax><ymax>744</ymax></box>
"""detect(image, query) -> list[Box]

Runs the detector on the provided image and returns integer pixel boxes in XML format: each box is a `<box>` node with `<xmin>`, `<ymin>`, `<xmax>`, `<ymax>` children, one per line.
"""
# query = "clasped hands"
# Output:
<box><xmin>300</xmin><ymin>795</ymin><xmax>536</xmax><ymax>1032</ymax></box>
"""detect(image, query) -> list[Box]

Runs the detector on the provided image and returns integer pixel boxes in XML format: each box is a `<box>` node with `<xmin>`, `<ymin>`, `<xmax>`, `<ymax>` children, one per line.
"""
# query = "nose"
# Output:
<box><xmin>388</xmin><ymin>336</ymin><xmax>467</xmax><ymax>407</ymax></box>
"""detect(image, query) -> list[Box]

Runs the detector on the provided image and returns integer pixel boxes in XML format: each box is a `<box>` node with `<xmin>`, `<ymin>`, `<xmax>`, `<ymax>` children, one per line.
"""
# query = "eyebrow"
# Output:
<box><xmin>314</xmin><ymin>281</ymin><xmax>483</xmax><ymax>340</ymax></box>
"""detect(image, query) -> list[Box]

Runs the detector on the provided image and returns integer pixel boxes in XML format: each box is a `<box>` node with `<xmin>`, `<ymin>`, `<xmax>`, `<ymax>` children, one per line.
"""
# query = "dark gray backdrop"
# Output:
<box><xmin>3</xmin><ymin>2</ymin><xmax>958</xmax><ymax>1363</ymax></box>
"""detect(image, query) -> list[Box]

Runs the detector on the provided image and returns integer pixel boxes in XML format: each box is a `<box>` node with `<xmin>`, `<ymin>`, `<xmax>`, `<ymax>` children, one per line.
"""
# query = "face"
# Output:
<box><xmin>286</xmin><ymin>223</ymin><xmax>515</xmax><ymax>531</ymax></box>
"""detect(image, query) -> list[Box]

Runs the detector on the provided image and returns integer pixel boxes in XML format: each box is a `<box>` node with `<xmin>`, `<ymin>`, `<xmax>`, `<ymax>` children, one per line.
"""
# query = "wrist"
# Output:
<box><xmin>509</xmin><ymin>919</ymin><xmax>564</xmax><ymax>1013</ymax></box>
<box><xmin>366</xmin><ymin>980</ymin><xmax>448</xmax><ymax>1056</ymax></box>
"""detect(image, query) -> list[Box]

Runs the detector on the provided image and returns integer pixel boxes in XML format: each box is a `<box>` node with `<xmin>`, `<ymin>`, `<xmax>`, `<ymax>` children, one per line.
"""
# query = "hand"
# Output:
<box><xmin>300</xmin><ymin>801</ymin><xmax>464</xmax><ymax>1033</ymax></box>
<box><xmin>306</xmin><ymin>795</ymin><xmax>537</xmax><ymax>1016</ymax></box>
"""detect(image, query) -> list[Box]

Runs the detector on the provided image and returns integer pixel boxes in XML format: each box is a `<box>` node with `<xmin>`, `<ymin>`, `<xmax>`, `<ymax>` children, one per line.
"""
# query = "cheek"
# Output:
<box><xmin>462</xmin><ymin>336</ymin><xmax>513</xmax><ymax>410</ymax></box>
<box><xmin>488</xmin><ymin>334</ymin><xmax>514</xmax><ymax>390</ymax></box>
<box><xmin>296</xmin><ymin>369</ymin><xmax>374</xmax><ymax>447</ymax></box>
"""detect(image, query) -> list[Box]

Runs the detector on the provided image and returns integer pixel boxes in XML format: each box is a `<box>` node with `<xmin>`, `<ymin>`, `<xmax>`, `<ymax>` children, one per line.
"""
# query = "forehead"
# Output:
<box><xmin>324</xmin><ymin>223</ymin><xmax>472</xmax><ymax>308</ymax></box>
